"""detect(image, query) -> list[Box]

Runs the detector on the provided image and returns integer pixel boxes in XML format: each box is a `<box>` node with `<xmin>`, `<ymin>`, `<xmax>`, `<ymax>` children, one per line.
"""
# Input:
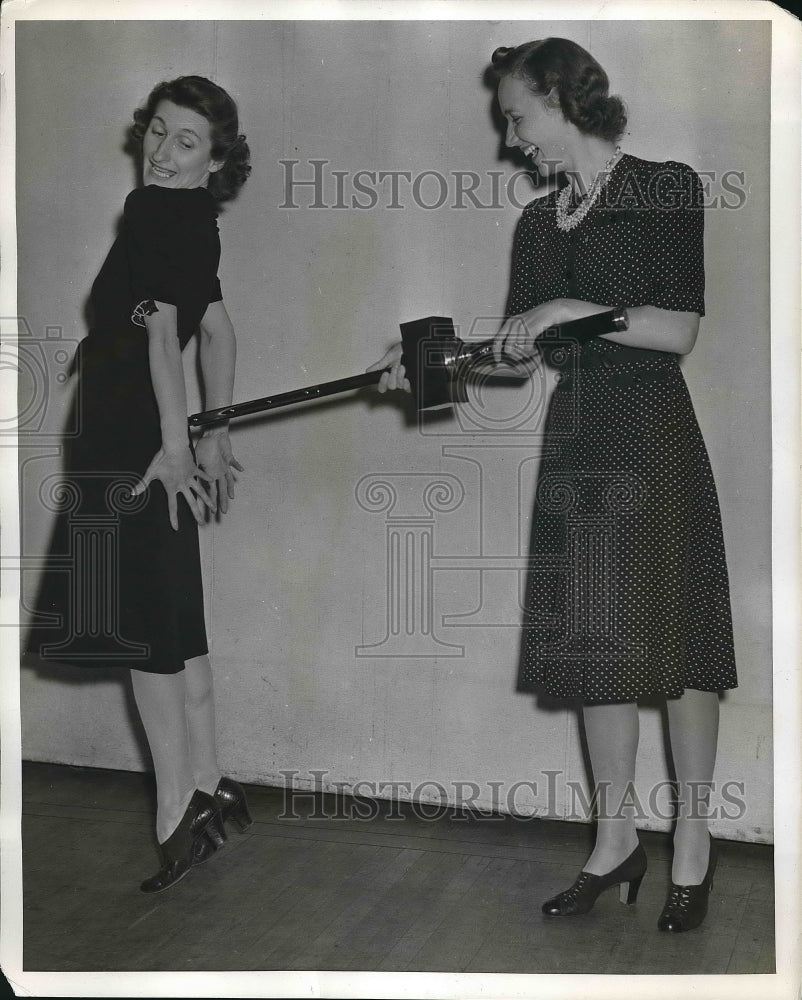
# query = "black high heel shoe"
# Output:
<box><xmin>140</xmin><ymin>790</ymin><xmax>222</xmax><ymax>893</ymax></box>
<box><xmin>657</xmin><ymin>835</ymin><xmax>718</xmax><ymax>932</ymax></box>
<box><xmin>214</xmin><ymin>776</ymin><xmax>253</xmax><ymax>833</ymax></box>
<box><xmin>192</xmin><ymin>804</ymin><xmax>227</xmax><ymax>866</ymax></box>
<box><xmin>542</xmin><ymin>842</ymin><xmax>647</xmax><ymax>916</ymax></box>
<box><xmin>193</xmin><ymin>777</ymin><xmax>251</xmax><ymax>866</ymax></box>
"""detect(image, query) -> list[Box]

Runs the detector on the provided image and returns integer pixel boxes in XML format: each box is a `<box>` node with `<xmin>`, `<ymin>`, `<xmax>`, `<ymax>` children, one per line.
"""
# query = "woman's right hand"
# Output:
<box><xmin>131</xmin><ymin>445</ymin><xmax>216</xmax><ymax>531</ymax></box>
<box><xmin>195</xmin><ymin>430</ymin><xmax>244</xmax><ymax>516</ymax></box>
<box><xmin>366</xmin><ymin>342</ymin><xmax>411</xmax><ymax>394</ymax></box>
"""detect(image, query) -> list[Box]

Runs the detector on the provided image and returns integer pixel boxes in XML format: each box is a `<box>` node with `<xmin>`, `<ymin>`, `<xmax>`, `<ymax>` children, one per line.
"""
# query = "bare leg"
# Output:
<box><xmin>665</xmin><ymin>688</ymin><xmax>719</xmax><ymax>884</ymax></box>
<box><xmin>581</xmin><ymin>701</ymin><xmax>641</xmax><ymax>875</ymax></box>
<box><xmin>130</xmin><ymin>668</ymin><xmax>195</xmax><ymax>843</ymax></box>
<box><xmin>183</xmin><ymin>653</ymin><xmax>222</xmax><ymax>796</ymax></box>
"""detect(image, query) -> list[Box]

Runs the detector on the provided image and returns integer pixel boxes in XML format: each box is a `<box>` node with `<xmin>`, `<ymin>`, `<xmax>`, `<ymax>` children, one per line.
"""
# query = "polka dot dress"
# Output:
<box><xmin>512</xmin><ymin>154</ymin><xmax>738</xmax><ymax>704</ymax></box>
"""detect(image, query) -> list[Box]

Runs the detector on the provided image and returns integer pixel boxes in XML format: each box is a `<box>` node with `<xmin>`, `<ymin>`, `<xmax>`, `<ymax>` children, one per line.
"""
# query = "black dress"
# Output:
<box><xmin>28</xmin><ymin>185</ymin><xmax>223</xmax><ymax>674</ymax></box>
<box><xmin>512</xmin><ymin>154</ymin><xmax>738</xmax><ymax>704</ymax></box>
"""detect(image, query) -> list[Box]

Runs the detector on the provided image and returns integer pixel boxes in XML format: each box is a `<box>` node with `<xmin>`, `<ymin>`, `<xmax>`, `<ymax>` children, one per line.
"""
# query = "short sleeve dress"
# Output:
<box><xmin>512</xmin><ymin>154</ymin><xmax>738</xmax><ymax>704</ymax></box>
<box><xmin>28</xmin><ymin>185</ymin><xmax>223</xmax><ymax>674</ymax></box>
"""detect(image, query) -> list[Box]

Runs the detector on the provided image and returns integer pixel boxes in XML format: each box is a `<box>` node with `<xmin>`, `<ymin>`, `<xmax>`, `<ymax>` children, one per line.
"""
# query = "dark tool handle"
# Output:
<box><xmin>189</xmin><ymin>371</ymin><xmax>382</xmax><ymax>426</ymax></box>
<box><xmin>458</xmin><ymin>308</ymin><xmax>630</xmax><ymax>365</ymax></box>
<box><xmin>188</xmin><ymin>308</ymin><xmax>629</xmax><ymax>426</ymax></box>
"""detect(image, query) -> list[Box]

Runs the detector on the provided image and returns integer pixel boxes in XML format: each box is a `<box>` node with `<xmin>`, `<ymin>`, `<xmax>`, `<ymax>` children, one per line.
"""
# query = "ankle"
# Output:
<box><xmin>584</xmin><ymin>827</ymin><xmax>640</xmax><ymax>875</ymax></box>
<box><xmin>674</xmin><ymin>817</ymin><xmax>711</xmax><ymax>837</ymax></box>
<box><xmin>155</xmin><ymin>787</ymin><xmax>196</xmax><ymax>844</ymax></box>
<box><xmin>596</xmin><ymin>821</ymin><xmax>640</xmax><ymax>853</ymax></box>
<box><xmin>671</xmin><ymin>828</ymin><xmax>712</xmax><ymax>884</ymax></box>
<box><xmin>195</xmin><ymin>771</ymin><xmax>223</xmax><ymax>797</ymax></box>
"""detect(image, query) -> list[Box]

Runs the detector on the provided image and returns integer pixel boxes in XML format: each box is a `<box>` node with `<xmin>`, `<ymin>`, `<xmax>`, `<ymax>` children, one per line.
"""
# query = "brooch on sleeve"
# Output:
<box><xmin>131</xmin><ymin>298</ymin><xmax>160</xmax><ymax>327</ymax></box>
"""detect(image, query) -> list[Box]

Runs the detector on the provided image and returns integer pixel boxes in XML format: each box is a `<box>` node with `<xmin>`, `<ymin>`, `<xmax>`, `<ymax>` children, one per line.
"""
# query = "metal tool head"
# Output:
<box><xmin>399</xmin><ymin>316</ymin><xmax>468</xmax><ymax>411</ymax></box>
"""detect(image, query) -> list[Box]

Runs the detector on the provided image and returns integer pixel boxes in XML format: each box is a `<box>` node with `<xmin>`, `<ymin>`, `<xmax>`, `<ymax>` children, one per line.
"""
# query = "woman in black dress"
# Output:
<box><xmin>373</xmin><ymin>38</ymin><xmax>737</xmax><ymax>932</ymax></box>
<box><xmin>29</xmin><ymin>76</ymin><xmax>253</xmax><ymax>892</ymax></box>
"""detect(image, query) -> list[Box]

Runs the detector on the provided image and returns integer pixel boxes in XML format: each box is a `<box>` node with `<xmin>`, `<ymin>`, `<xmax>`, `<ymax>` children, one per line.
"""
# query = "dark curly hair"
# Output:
<box><xmin>130</xmin><ymin>76</ymin><xmax>251</xmax><ymax>203</ymax></box>
<box><xmin>491</xmin><ymin>38</ymin><xmax>627</xmax><ymax>143</ymax></box>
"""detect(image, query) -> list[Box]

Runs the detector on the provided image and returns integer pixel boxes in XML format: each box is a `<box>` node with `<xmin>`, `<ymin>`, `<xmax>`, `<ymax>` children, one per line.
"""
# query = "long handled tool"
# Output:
<box><xmin>188</xmin><ymin>309</ymin><xmax>629</xmax><ymax>426</ymax></box>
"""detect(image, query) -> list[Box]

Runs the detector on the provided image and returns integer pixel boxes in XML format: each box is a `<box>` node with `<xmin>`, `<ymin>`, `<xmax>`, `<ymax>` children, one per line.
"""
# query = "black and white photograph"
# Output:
<box><xmin>1</xmin><ymin>1</ymin><xmax>799</xmax><ymax>997</ymax></box>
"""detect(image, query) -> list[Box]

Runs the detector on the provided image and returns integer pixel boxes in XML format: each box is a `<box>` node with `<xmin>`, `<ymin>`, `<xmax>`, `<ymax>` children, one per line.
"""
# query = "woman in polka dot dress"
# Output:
<box><xmin>373</xmin><ymin>37</ymin><xmax>737</xmax><ymax>933</ymax></box>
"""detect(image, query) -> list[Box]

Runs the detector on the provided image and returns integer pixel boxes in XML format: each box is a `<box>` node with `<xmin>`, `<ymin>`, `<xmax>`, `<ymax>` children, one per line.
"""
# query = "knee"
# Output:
<box><xmin>183</xmin><ymin>656</ymin><xmax>214</xmax><ymax>712</ymax></box>
<box><xmin>185</xmin><ymin>681</ymin><xmax>212</xmax><ymax>713</ymax></box>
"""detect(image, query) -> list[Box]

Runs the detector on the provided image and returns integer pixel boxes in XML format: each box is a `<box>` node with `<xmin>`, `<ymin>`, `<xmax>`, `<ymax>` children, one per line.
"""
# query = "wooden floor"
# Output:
<box><xmin>20</xmin><ymin>761</ymin><xmax>774</xmax><ymax>974</ymax></box>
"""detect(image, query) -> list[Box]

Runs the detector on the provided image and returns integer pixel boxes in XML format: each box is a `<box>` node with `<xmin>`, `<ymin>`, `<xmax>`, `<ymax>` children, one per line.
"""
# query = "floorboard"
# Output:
<box><xmin>19</xmin><ymin>761</ymin><xmax>775</xmax><ymax>975</ymax></box>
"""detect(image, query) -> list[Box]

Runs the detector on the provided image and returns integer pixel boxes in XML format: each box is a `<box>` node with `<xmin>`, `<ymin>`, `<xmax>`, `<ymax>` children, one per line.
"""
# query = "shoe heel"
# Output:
<box><xmin>207</xmin><ymin>811</ymin><xmax>227</xmax><ymax>848</ymax></box>
<box><xmin>229</xmin><ymin>800</ymin><xmax>253</xmax><ymax>832</ymax></box>
<box><xmin>193</xmin><ymin>828</ymin><xmax>218</xmax><ymax>866</ymax></box>
<box><xmin>620</xmin><ymin>872</ymin><xmax>644</xmax><ymax>904</ymax></box>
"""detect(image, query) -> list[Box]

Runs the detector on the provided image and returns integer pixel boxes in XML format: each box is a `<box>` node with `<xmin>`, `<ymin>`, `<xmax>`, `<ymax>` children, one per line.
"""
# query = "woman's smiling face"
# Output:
<box><xmin>497</xmin><ymin>75</ymin><xmax>570</xmax><ymax>176</ymax></box>
<box><xmin>142</xmin><ymin>100</ymin><xmax>222</xmax><ymax>189</ymax></box>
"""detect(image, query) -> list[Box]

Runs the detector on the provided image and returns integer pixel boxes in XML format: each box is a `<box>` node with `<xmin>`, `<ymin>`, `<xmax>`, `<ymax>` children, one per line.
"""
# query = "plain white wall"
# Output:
<box><xmin>17</xmin><ymin>19</ymin><xmax>772</xmax><ymax>841</ymax></box>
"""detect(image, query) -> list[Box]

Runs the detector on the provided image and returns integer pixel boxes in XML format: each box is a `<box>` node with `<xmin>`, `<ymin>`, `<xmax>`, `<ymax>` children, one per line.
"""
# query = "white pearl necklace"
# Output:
<box><xmin>555</xmin><ymin>147</ymin><xmax>623</xmax><ymax>232</ymax></box>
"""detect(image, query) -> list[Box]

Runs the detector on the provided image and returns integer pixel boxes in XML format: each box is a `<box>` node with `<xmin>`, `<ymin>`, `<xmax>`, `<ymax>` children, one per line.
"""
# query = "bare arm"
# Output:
<box><xmin>493</xmin><ymin>297</ymin><xmax>700</xmax><ymax>360</ymax></box>
<box><xmin>366</xmin><ymin>298</ymin><xmax>698</xmax><ymax>398</ymax></box>
<box><xmin>602</xmin><ymin>306</ymin><xmax>699</xmax><ymax>355</ymax></box>
<box><xmin>194</xmin><ymin>299</ymin><xmax>244</xmax><ymax>514</ymax></box>
<box><xmin>131</xmin><ymin>300</ymin><xmax>214</xmax><ymax>529</ymax></box>
<box><xmin>558</xmin><ymin>299</ymin><xmax>699</xmax><ymax>354</ymax></box>
<box><xmin>199</xmin><ymin>299</ymin><xmax>237</xmax><ymax>418</ymax></box>
<box><xmin>146</xmin><ymin>302</ymin><xmax>192</xmax><ymax>449</ymax></box>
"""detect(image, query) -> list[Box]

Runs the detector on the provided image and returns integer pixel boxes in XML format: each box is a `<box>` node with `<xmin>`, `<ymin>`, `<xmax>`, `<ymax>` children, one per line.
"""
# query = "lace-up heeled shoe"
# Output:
<box><xmin>542</xmin><ymin>842</ymin><xmax>647</xmax><ymax>916</ymax></box>
<box><xmin>657</xmin><ymin>836</ymin><xmax>718</xmax><ymax>932</ymax></box>
<box><xmin>140</xmin><ymin>790</ymin><xmax>222</xmax><ymax>893</ymax></box>
<box><xmin>214</xmin><ymin>776</ymin><xmax>253</xmax><ymax>833</ymax></box>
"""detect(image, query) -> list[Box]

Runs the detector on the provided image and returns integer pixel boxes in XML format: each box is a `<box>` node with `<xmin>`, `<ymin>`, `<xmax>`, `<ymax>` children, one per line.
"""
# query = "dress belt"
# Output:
<box><xmin>556</xmin><ymin>358</ymin><xmax>677</xmax><ymax>389</ymax></box>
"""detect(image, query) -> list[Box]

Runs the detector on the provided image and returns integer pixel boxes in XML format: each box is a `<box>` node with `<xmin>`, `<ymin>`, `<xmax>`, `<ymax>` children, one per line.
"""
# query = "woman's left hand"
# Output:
<box><xmin>195</xmin><ymin>430</ymin><xmax>245</xmax><ymax>515</ymax></box>
<box><xmin>366</xmin><ymin>342</ymin><xmax>411</xmax><ymax>393</ymax></box>
<box><xmin>493</xmin><ymin>298</ymin><xmax>578</xmax><ymax>365</ymax></box>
